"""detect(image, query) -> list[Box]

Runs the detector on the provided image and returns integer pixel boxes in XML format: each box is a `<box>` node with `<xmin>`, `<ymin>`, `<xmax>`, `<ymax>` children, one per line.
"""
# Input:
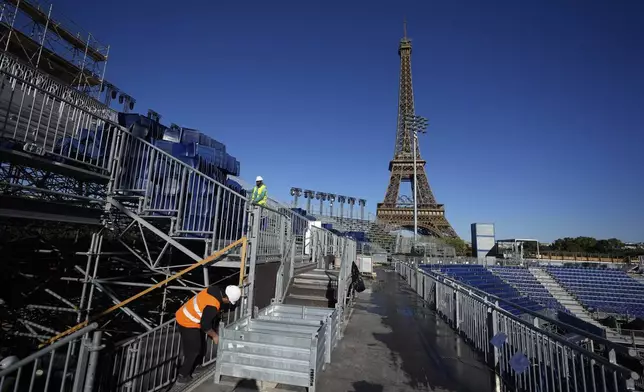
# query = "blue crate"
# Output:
<box><xmin>211</xmin><ymin>140</ymin><xmax>226</xmax><ymax>154</ymax></box>
<box><xmin>162</xmin><ymin>126</ymin><xmax>182</xmax><ymax>143</ymax></box>
<box><xmin>199</xmin><ymin>133</ymin><xmax>212</xmax><ymax>147</ymax></box>
<box><xmin>118</xmin><ymin>113</ymin><xmax>143</xmax><ymax>128</ymax></box>
<box><xmin>153</xmin><ymin>140</ymin><xmax>189</xmax><ymax>158</ymax></box>
<box><xmin>181</xmin><ymin>128</ymin><xmax>201</xmax><ymax>144</ymax></box>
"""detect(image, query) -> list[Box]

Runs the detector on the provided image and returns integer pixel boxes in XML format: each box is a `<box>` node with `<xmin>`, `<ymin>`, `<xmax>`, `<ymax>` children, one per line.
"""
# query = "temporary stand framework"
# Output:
<box><xmin>0</xmin><ymin>44</ymin><xmax>350</xmax><ymax>352</ymax></box>
<box><xmin>0</xmin><ymin>0</ymin><xmax>134</xmax><ymax>111</ymax></box>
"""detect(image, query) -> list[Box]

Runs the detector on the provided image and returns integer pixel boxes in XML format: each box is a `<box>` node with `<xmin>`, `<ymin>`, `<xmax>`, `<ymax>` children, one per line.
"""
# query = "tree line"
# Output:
<box><xmin>441</xmin><ymin>236</ymin><xmax>643</xmax><ymax>258</ymax></box>
<box><xmin>541</xmin><ymin>236</ymin><xmax>641</xmax><ymax>256</ymax></box>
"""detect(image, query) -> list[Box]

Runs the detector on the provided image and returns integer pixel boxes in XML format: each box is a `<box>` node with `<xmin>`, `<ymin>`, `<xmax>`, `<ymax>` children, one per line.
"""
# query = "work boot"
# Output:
<box><xmin>193</xmin><ymin>365</ymin><xmax>208</xmax><ymax>375</ymax></box>
<box><xmin>175</xmin><ymin>374</ymin><xmax>192</xmax><ymax>385</ymax></box>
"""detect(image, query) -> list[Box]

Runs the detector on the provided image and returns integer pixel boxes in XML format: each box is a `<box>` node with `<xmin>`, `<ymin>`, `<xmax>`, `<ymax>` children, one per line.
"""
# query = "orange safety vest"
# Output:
<box><xmin>175</xmin><ymin>288</ymin><xmax>221</xmax><ymax>328</ymax></box>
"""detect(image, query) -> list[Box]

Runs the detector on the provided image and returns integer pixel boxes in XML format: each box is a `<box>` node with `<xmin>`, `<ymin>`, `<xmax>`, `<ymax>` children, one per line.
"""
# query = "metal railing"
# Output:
<box><xmin>1</xmin><ymin>45</ymin><xmax>358</xmax><ymax>391</ymax></box>
<box><xmin>0</xmin><ymin>51</ymin><xmax>118</xmax><ymax>172</ymax></box>
<box><xmin>395</xmin><ymin>261</ymin><xmax>640</xmax><ymax>392</ymax></box>
<box><xmin>274</xmin><ymin>236</ymin><xmax>296</xmax><ymax>303</ymax></box>
<box><xmin>0</xmin><ymin>323</ymin><xmax>101</xmax><ymax>392</ymax></box>
<box><xmin>93</xmin><ymin>204</ymin><xmax>355</xmax><ymax>392</ymax></box>
<box><xmin>95</xmin><ymin>284</ymin><xmax>251</xmax><ymax>392</ymax></box>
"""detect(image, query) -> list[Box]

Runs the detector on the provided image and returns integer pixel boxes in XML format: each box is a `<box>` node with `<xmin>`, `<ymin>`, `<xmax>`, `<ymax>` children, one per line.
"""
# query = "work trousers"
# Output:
<box><xmin>178</xmin><ymin>325</ymin><xmax>205</xmax><ymax>377</ymax></box>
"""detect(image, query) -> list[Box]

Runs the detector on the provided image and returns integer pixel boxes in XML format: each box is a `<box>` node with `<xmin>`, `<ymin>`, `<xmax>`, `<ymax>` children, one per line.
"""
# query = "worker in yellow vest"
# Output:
<box><xmin>174</xmin><ymin>285</ymin><xmax>242</xmax><ymax>385</ymax></box>
<box><xmin>251</xmin><ymin>176</ymin><xmax>267</xmax><ymax>205</ymax></box>
<box><xmin>251</xmin><ymin>176</ymin><xmax>269</xmax><ymax>231</ymax></box>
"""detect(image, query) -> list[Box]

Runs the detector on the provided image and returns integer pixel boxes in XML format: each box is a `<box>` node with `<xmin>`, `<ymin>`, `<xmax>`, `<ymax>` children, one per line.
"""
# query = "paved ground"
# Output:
<box><xmin>314</xmin><ymin>267</ymin><xmax>498</xmax><ymax>392</ymax></box>
<box><xmin>187</xmin><ymin>267</ymin><xmax>497</xmax><ymax>392</ymax></box>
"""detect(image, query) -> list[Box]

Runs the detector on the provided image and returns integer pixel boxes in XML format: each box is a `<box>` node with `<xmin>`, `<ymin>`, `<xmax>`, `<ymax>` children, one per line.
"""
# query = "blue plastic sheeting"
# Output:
<box><xmin>489</xmin><ymin>266</ymin><xmax>569</xmax><ymax>314</ymax></box>
<box><xmin>423</xmin><ymin>264</ymin><xmax>544</xmax><ymax>316</ymax></box>
<box><xmin>546</xmin><ymin>266</ymin><xmax>644</xmax><ymax>318</ymax></box>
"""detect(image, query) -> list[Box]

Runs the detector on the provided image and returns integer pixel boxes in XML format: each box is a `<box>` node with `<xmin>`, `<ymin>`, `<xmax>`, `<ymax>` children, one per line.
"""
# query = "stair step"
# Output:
<box><xmin>288</xmin><ymin>285</ymin><xmax>335</xmax><ymax>301</ymax></box>
<box><xmin>288</xmin><ymin>293</ymin><xmax>332</xmax><ymax>302</ymax></box>
<box><xmin>293</xmin><ymin>278</ymin><xmax>335</xmax><ymax>286</ymax></box>
<box><xmin>283</xmin><ymin>296</ymin><xmax>334</xmax><ymax>308</ymax></box>
<box><xmin>298</xmin><ymin>272</ymin><xmax>338</xmax><ymax>280</ymax></box>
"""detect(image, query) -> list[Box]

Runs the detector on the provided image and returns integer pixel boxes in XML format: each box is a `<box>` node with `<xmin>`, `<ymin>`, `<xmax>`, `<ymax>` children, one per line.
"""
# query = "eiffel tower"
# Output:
<box><xmin>376</xmin><ymin>23</ymin><xmax>458</xmax><ymax>238</ymax></box>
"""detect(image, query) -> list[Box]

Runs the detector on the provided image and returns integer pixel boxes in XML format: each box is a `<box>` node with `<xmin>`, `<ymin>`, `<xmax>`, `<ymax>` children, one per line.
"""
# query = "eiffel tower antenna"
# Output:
<box><xmin>403</xmin><ymin>18</ymin><xmax>407</xmax><ymax>39</ymax></box>
<box><xmin>376</xmin><ymin>27</ymin><xmax>458</xmax><ymax>238</ymax></box>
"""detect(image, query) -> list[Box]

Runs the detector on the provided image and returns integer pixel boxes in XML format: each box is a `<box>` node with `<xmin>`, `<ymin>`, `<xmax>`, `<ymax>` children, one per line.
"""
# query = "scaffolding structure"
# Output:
<box><xmin>0</xmin><ymin>0</ymin><xmax>346</xmax><ymax>358</ymax></box>
<box><xmin>0</xmin><ymin>0</ymin><xmax>133</xmax><ymax>112</ymax></box>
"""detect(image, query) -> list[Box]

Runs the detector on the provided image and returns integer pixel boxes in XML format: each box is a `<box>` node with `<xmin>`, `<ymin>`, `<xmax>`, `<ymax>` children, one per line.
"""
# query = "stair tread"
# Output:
<box><xmin>288</xmin><ymin>294</ymin><xmax>330</xmax><ymax>301</ymax></box>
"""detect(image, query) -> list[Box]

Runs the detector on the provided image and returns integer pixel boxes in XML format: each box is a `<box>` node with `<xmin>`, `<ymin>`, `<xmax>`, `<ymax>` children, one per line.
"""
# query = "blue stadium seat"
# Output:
<box><xmin>422</xmin><ymin>264</ymin><xmax>544</xmax><ymax>316</ymax></box>
<box><xmin>489</xmin><ymin>266</ymin><xmax>569</xmax><ymax>313</ymax></box>
<box><xmin>546</xmin><ymin>266</ymin><xmax>644</xmax><ymax>318</ymax></box>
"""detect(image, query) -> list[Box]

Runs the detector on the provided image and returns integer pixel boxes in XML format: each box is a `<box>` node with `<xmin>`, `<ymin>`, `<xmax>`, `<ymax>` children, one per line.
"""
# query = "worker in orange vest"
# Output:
<box><xmin>175</xmin><ymin>285</ymin><xmax>242</xmax><ymax>385</ymax></box>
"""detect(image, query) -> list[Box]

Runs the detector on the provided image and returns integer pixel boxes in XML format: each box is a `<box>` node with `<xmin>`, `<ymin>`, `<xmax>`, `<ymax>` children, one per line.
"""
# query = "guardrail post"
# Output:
<box><xmin>311</xmin><ymin>230</ymin><xmax>318</xmax><ymax>266</ymax></box>
<box><xmin>454</xmin><ymin>290</ymin><xmax>460</xmax><ymax>332</ymax></box>
<box><xmin>83</xmin><ymin>330</ymin><xmax>104</xmax><ymax>392</ymax></box>
<box><xmin>279</xmin><ymin>216</ymin><xmax>287</xmax><ymax>258</ymax></box>
<box><xmin>246</xmin><ymin>206</ymin><xmax>261</xmax><ymax>314</ymax></box>
<box><xmin>486</xmin><ymin>300</ymin><xmax>499</xmax><ymax>369</ymax></box>
<box><xmin>290</xmin><ymin>238</ymin><xmax>296</xmax><ymax>278</ymax></box>
<box><xmin>71</xmin><ymin>333</ymin><xmax>92</xmax><ymax>392</ymax></box>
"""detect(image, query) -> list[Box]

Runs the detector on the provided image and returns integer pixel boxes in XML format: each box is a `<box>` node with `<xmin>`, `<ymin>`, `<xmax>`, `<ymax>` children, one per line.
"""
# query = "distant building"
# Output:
<box><xmin>471</xmin><ymin>223</ymin><xmax>495</xmax><ymax>262</ymax></box>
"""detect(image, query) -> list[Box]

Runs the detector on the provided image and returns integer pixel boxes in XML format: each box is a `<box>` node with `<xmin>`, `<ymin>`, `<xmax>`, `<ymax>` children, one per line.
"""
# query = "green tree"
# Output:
<box><xmin>443</xmin><ymin>237</ymin><xmax>470</xmax><ymax>256</ymax></box>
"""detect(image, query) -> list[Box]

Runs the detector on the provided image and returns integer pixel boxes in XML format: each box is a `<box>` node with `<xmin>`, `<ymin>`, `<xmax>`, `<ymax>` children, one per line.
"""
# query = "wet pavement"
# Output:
<box><xmin>188</xmin><ymin>267</ymin><xmax>498</xmax><ymax>392</ymax></box>
<box><xmin>315</xmin><ymin>267</ymin><xmax>498</xmax><ymax>392</ymax></box>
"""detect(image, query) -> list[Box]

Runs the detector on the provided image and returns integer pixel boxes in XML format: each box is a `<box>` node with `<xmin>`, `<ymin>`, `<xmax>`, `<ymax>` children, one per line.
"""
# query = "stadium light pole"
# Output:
<box><xmin>405</xmin><ymin>114</ymin><xmax>428</xmax><ymax>244</ymax></box>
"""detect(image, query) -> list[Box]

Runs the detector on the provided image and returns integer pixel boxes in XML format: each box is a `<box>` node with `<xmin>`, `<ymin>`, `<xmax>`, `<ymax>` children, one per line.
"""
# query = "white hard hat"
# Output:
<box><xmin>255</xmin><ymin>176</ymin><xmax>263</xmax><ymax>182</ymax></box>
<box><xmin>225</xmin><ymin>285</ymin><xmax>242</xmax><ymax>305</ymax></box>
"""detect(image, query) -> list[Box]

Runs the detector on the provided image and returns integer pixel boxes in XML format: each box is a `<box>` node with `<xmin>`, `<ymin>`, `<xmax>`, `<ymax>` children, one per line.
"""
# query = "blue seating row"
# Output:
<box><xmin>489</xmin><ymin>266</ymin><xmax>569</xmax><ymax>314</ymax></box>
<box><xmin>546</xmin><ymin>266</ymin><xmax>644</xmax><ymax>318</ymax></box>
<box><xmin>422</xmin><ymin>264</ymin><xmax>544</xmax><ymax>316</ymax></box>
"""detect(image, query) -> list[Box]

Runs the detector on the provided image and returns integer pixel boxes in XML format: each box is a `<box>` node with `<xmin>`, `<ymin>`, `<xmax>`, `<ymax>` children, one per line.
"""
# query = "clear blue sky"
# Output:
<box><xmin>55</xmin><ymin>0</ymin><xmax>643</xmax><ymax>242</ymax></box>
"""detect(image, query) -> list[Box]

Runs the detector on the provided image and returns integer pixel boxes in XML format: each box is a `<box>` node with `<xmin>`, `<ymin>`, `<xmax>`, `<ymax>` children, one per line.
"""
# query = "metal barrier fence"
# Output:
<box><xmin>394</xmin><ymin>261</ymin><xmax>640</xmax><ymax>392</ymax></box>
<box><xmin>0</xmin><ymin>323</ymin><xmax>101</xmax><ymax>392</ymax></box>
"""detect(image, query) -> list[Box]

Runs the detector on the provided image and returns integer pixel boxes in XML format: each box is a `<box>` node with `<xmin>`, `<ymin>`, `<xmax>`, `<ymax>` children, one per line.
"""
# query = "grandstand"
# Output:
<box><xmin>489</xmin><ymin>265</ymin><xmax>570</xmax><ymax>314</ymax></box>
<box><xmin>424</xmin><ymin>264</ymin><xmax>546</xmax><ymax>316</ymax></box>
<box><xmin>416</xmin><ymin>259</ymin><xmax>644</xmax><ymax>347</ymax></box>
<box><xmin>0</xmin><ymin>2</ymin><xmax>642</xmax><ymax>392</ymax></box>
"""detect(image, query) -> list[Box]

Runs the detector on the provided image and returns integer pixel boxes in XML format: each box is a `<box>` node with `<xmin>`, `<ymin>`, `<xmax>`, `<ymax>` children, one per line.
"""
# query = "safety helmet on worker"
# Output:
<box><xmin>255</xmin><ymin>176</ymin><xmax>263</xmax><ymax>182</ymax></box>
<box><xmin>225</xmin><ymin>285</ymin><xmax>242</xmax><ymax>305</ymax></box>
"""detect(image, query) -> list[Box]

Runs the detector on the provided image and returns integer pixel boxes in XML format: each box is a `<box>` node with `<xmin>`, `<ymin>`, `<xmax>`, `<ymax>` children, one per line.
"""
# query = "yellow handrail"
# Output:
<box><xmin>40</xmin><ymin>237</ymin><xmax>246</xmax><ymax>347</ymax></box>
<box><xmin>238</xmin><ymin>236</ymin><xmax>248</xmax><ymax>285</ymax></box>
